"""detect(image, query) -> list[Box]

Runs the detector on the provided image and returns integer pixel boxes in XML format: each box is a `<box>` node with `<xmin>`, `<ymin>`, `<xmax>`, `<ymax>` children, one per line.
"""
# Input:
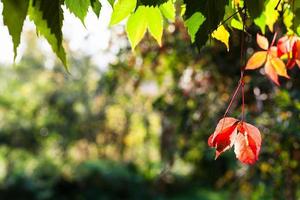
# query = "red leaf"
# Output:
<box><xmin>234</xmin><ymin>122</ymin><xmax>261</xmax><ymax>164</ymax></box>
<box><xmin>209</xmin><ymin>119</ymin><xmax>262</xmax><ymax>164</ymax></box>
<box><xmin>208</xmin><ymin>117</ymin><xmax>239</xmax><ymax>159</ymax></box>
<box><xmin>277</xmin><ymin>35</ymin><xmax>289</xmax><ymax>57</ymax></box>
<box><xmin>257</xmin><ymin>34</ymin><xmax>269</xmax><ymax>50</ymax></box>
<box><xmin>278</xmin><ymin>35</ymin><xmax>299</xmax><ymax>69</ymax></box>
<box><xmin>245</xmin><ymin>51</ymin><xmax>267</xmax><ymax>70</ymax></box>
<box><xmin>293</xmin><ymin>40</ymin><xmax>300</xmax><ymax>68</ymax></box>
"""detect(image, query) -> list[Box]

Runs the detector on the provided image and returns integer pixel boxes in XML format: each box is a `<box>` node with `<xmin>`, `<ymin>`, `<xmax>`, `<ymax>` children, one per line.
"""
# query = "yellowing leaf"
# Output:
<box><xmin>110</xmin><ymin>0</ymin><xmax>137</xmax><ymax>25</ymax></box>
<box><xmin>245</xmin><ymin>51</ymin><xmax>267</xmax><ymax>70</ymax></box>
<box><xmin>212</xmin><ymin>25</ymin><xmax>230</xmax><ymax>51</ymax></box>
<box><xmin>271</xmin><ymin>57</ymin><xmax>289</xmax><ymax>78</ymax></box>
<box><xmin>265</xmin><ymin>0</ymin><xmax>279</xmax><ymax>32</ymax></box>
<box><xmin>147</xmin><ymin>7</ymin><xmax>163</xmax><ymax>46</ymax></box>
<box><xmin>126</xmin><ymin>6</ymin><xmax>148</xmax><ymax>50</ymax></box>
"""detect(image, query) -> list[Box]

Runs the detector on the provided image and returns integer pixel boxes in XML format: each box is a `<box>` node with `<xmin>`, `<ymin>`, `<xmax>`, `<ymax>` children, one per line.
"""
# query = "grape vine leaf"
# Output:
<box><xmin>28</xmin><ymin>0</ymin><xmax>67</xmax><ymax>69</ymax></box>
<box><xmin>65</xmin><ymin>0</ymin><xmax>90</xmax><ymax>24</ymax></box>
<box><xmin>2</xmin><ymin>0</ymin><xmax>29</xmax><ymax>59</ymax></box>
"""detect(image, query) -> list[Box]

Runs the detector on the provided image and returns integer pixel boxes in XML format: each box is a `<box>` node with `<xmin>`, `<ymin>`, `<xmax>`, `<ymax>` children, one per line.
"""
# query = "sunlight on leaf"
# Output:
<box><xmin>65</xmin><ymin>0</ymin><xmax>90</xmax><ymax>24</ymax></box>
<box><xmin>184</xmin><ymin>12</ymin><xmax>206</xmax><ymax>43</ymax></box>
<box><xmin>126</xmin><ymin>6</ymin><xmax>148</xmax><ymax>50</ymax></box>
<box><xmin>147</xmin><ymin>7</ymin><xmax>163</xmax><ymax>46</ymax></box>
<box><xmin>110</xmin><ymin>0</ymin><xmax>137</xmax><ymax>25</ymax></box>
<box><xmin>159</xmin><ymin>0</ymin><xmax>175</xmax><ymax>22</ymax></box>
<box><xmin>212</xmin><ymin>25</ymin><xmax>230</xmax><ymax>51</ymax></box>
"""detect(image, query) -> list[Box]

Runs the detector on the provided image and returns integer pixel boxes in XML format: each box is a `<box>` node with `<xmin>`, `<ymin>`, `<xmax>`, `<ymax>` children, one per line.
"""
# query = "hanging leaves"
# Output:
<box><xmin>159</xmin><ymin>0</ymin><xmax>176</xmax><ymax>22</ymax></box>
<box><xmin>1</xmin><ymin>0</ymin><xmax>300</xmax><ymax>72</ymax></box>
<box><xmin>65</xmin><ymin>0</ymin><xmax>90</xmax><ymax>24</ymax></box>
<box><xmin>109</xmin><ymin>0</ymin><xmax>137</xmax><ymax>25</ymax></box>
<box><xmin>2</xmin><ymin>0</ymin><xmax>29</xmax><ymax>59</ymax></box>
<box><xmin>28</xmin><ymin>0</ymin><xmax>67</xmax><ymax>68</ymax></box>
<box><xmin>125</xmin><ymin>5</ymin><xmax>165</xmax><ymax>49</ymax></box>
<box><xmin>126</xmin><ymin>6</ymin><xmax>148</xmax><ymax>50</ymax></box>
<box><xmin>208</xmin><ymin>117</ymin><xmax>262</xmax><ymax>165</ymax></box>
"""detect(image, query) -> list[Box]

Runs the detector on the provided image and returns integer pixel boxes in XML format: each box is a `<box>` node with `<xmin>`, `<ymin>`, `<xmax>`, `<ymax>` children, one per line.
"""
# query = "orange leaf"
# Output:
<box><xmin>235</xmin><ymin>122</ymin><xmax>261</xmax><ymax>164</ymax></box>
<box><xmin>271</xmin><ymin>57</ymin><xmax>289</xmax><ymax>78</ymax></box>
<box><xmin>257</xmin><ymin>34</ymin><xmax>269</xmax><ymax>50</ymax></box>
<box><xmin>245</xmin><ymin>51</ymin><xmax>267</xmax><ymax>70</ymax></box>
<box><xmin>264</xmin><ymin>59</ymin><xmax>279</xmax><ymax>85</ymax></box>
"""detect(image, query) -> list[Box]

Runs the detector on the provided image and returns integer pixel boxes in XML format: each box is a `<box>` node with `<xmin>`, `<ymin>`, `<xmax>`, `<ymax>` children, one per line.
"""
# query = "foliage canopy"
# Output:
<box><xmin>1</xmin><ymin>0</ymin><xmax>300</xmax><ymax>68</ymax></box>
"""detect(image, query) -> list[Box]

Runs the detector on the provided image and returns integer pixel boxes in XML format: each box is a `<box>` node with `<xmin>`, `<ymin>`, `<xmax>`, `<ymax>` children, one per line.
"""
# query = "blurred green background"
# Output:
<box><xmin>0</xmin><ymin>20</ymin><xmax>300</xmax><ymax>200</ymax></box>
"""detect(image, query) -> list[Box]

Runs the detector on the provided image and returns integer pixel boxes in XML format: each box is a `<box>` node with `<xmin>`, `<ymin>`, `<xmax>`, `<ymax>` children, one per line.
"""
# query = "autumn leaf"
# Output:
<box><xmin>256</xmin><ymin>33</ymin><xmax>269</xmax><ymax>50</ymax></box>
<box><xmin>246</xmin><ymin>51</ymin><xmax>267</xmax><ymax>69</ymax></box>
<box><xmin>234</xmin><ymin>122</ymin><xmax>261</xmax><ymax>164</ymax></box>
<box><xmin>208</xmin><ymin>117</ymin><xmax>239</xmax><ymax>159</ymax></box>
<box><xmin>208</xmin><ymin>117</ymin><xmax>262</xmax><ymax>165</ymax></box>
<box><xmin>245</xmin><ymin>34</ymin><xmax>289</xmax><ymax>85</ymax></box>
<box><xmin>277</xmin><ymin>35</ymin><xmax>299</xmax><ymax>69</ymax></box>
<box><xmin>286</xmin><ymin>39</ymin><xmax>300</xmax><ymax>69</ymax></box>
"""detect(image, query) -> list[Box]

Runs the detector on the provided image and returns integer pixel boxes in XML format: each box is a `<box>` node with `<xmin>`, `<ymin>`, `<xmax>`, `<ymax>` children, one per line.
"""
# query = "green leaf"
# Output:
<box><xmin>254</xmin><ymin>0</ymin><xmax>280</xmax><ymax>33</ymax></box>
<box><xmin>183</xmin><ymin>0</ymin><xmax>227</xmax><ymax>48</ymax></box>
<box><xmin>107</xmin><ymin>0</ymin><xmax>115</xmax><ymax>7</ymax></box>
<box><xmin>283</xmin><ymin>7</ymin><xmax>293</xmax><ymax>33</ymax></box>
<box><xmin>65</xmin><ymin>0</ymin><xmax>90</xmax><ymax>24</ymax></box>
<box><xmin>90</xmin><ymin>0</ymin><xmax>102</xmax><ymax>17</ymax></box>
<box><xmin>159</xmin><ymin>0</ymin><xmax>175</xmax><ymax>22</ymax></box>
<box><xmin>147</xmin><ymin>7</ymin><xmax>163</xmax><ymax>46</ymax></box>
<box><xmin>2</xmin><ymin>0</ymin><xmax>29</xmax><ymax>59</ymax></box>
<box><xmin>126</xmin><ymin>6</ymin><xmax>148</xmax><ymax>50</ymax></box>
<box><xmin>254</xmin><ymin>14</ymin><xmax>266</xmax><ymax>34</ymax></box>
<box><xmin>184</xmin><ymin>12</ymin><xmax>206</xmax><ymax>43</ymax></box>
<box><xmin>231</xmin><ymin>18</ymin><xmax>243</xmax><ymax>30</ymax></box>
<box><xmin>28</xmin><ymin>0</ymin><xmax>67</xmax><ymax>69</ymax></box>
<box><xmin>212</xmin><ymin>25</ymin><xmax>230</xmax><ymax>51</ymax></box>
<box><xmin>110</xmin><ymin>0</ymin><xmax>137</xmax><ymax>25</ymax></box>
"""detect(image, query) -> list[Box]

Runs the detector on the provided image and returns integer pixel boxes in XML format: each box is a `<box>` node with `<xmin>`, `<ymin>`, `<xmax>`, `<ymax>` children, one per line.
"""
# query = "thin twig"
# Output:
<box><xmin>217</xmin><ymin>7</ymin><xmax>246</xmax><ymax>29</ymax></box>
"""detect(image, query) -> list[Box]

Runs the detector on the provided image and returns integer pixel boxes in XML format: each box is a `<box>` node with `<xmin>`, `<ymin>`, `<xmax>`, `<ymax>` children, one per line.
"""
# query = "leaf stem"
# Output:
<box><xmin>271</xmin><ymin>32</ymin><xmax>278</xmax><ymax>47</ymax></box>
